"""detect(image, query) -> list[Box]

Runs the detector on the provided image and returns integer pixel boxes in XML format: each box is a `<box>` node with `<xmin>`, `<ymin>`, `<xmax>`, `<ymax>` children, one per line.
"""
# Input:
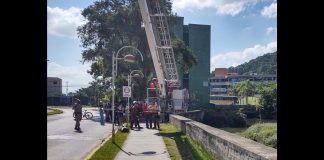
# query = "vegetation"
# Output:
<box><xmin>221</xmin><ymin>118</ymin><xmax>277</xmax><ymax>133</ymax></box>
<box><xmin>256</xmin><ymin>82</ymin><xmax>277</xmax><ymax>119</ymax></box>
<box><xmin>240</xmin><ymin>123</ymin><xmax>277</xmax><ymax>149</ymax></box>
<box><xmin>228</xmin><ymin>51</ymin><xmax>277</xmax><ymax>75</ymax></box>
<box><xmin>239</xmin><ymin>96</ymin><xmax>260</xmax><ymax>105</ymax></box>
<box><xmin>160</xmin><ymin>123</ymin><xmax>216</xmax><ymax>160</ymax></box>
<box><xmin>47</xmin><ymin>108</ymin><xmax>63</xmax><ymax>115</ymax></box>
<box><xmin>228</xmin><ymin>80</ymin><xmax>277</xmax><ymax>120</ymax></box>
<box><xmin>172</xmin><ymin>37</ymin><xmax>197</xmax><ymax>73</ymax></box>
<box><xmin>73</xmin><ymin>79</ymin><xmax>113</xmax><ymax>106</ymax></box>
<box><xmin>229</xmin><ymin>80</ymin><xmax>254</xmax><ymax>105</ymax></box>
<box><xmin>227</xmin><ymin>108</ymin><xmax>247</xmax><ymax>127</ymax></box>
<box><xmin>89</xmin><ymin>131</ymin><xmax>129</xmax><ymax>160</ymax></box>
<box><xmin>76</xmin><ymin>0</ymin><xmax>197</xmax><ymax>101</ymax></box>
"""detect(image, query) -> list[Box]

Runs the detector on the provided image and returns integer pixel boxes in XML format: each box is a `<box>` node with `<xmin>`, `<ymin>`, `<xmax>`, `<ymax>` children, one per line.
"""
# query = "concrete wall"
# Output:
<box><xmin>170</xmin><ymin>115</ymin><xmax>277</xmax><ymax>160</ymax></box>
<box><xmin>169</xmin><ymin>115</ymin><xmax>192</xmax><ymax>134</ymax></box>
<box><xmin>177</xmin><ymin>110</ymin><xmax>204</xmax><ymax>122</ymax></box>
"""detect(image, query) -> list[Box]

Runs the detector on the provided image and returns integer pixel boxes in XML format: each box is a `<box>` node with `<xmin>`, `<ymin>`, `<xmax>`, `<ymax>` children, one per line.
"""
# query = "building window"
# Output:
<box><xmin>53</xmin><ymin>81</ymin><xmax>57</xmax><ymax>85</ymax></box>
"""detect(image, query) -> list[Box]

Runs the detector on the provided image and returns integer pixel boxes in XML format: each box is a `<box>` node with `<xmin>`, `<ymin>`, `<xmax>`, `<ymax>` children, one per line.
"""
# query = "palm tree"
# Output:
<box><xmin>236</xmin><ymin>80</ymin><xmax>253</xmax><ymax>105</ymax></box>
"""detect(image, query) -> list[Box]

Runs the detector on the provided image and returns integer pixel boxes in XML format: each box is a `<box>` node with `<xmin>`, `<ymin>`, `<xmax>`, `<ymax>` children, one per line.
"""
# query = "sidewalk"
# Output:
<box><xmin>114</xmin><ymin>123</ymin><xmax>171</xmax><ymax>160</ymax></box>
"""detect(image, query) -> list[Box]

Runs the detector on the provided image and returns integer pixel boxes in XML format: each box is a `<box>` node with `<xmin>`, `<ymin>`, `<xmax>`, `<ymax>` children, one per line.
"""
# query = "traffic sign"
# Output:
<box><xmin>123</xmin><ymin>86</ymin><xmax>131</xmax><ymax>97</ymax></box>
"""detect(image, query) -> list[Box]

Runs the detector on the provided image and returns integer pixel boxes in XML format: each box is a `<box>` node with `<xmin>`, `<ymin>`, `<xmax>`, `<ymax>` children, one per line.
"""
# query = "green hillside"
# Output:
<box><xmin>228</xmin><ymin>51</ymin><xmax>277</xmax><ymax>75</ymax></box>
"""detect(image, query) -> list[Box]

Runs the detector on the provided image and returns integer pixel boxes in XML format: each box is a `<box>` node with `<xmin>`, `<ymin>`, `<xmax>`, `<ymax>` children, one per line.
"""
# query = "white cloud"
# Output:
<box><xmin>210</xmin><ymin>41</ymin><xmax>277</xmax><ymax>70</ymax></box>
<box><xmin>261</xmin><ymin>2</ymin><xmax>277</xmax><ymax>18</ymax></box>
<box><xmin>266</xmin><ymin>27</ymin><xmax>277</xmax><ymax>35</ymax></box>
<box><xmin>172</xmin><ymin>0</ymin><xmax>258</xmax><ymax>16</ymax></box>
<box><xmin>47</xmin><ymin>6</ymin><xmax>86</xmax><ymax>38</ymax></box>
<box><xmin>47</xmin><ymin>62</ymin><xmax>93</xmax><ymax>93</ymax></box>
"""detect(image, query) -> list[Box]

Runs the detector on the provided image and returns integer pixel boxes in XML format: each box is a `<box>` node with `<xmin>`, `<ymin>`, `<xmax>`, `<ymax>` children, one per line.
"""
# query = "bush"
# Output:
<box><xmin>240</xmin><ymin>123</ymin><xmax>277</xmax><ymax>148</ymax></box>
<box><xmin>227</xmin><ymin>109</ymin><xmax>247</xmax><ymax>127</ymax></box>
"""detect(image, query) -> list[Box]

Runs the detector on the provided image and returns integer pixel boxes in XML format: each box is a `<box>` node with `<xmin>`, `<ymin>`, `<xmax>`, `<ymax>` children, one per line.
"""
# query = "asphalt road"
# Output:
<box><xmin>47</xmin><ymin>107</ymin><xmax>112</xmax><ymax>160</ymax></box>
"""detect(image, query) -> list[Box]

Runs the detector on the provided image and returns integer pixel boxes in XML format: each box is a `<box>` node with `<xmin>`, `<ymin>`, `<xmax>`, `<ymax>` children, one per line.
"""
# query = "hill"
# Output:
<box><xmin>228</xmin><ymin>51</ymin><xmax>277</xmax><ymax>75</ymax></box>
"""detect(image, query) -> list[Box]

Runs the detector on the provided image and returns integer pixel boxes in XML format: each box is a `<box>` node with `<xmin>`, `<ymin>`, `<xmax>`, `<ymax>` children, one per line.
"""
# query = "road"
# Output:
<box><xmin>47</xmin><ymin>107</ymin><xmax>113</xmax><ymax>160</ymax></box>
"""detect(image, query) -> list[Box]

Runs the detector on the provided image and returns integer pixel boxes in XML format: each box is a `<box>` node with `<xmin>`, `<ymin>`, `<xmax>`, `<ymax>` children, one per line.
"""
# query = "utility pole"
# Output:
<box><xmin>66</xmin><ymin>81</ymin><xmax>69</xmax><ymax>105</ymax></box>
<box><xmin>66</xmin><ymin>81</ymin><xmax>69</xmax><ymax>95</ymax></box>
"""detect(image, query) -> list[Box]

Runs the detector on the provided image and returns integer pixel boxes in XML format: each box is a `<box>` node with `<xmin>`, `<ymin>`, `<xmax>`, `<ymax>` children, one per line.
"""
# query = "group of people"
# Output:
<box><xmin>98</xmin><ymin>101</ymin><xmax>127</xmax><ymax>126</ymax></box>
<box><xmin>129</xmin><ymin>100</ymin><xmax>161</xmax><ymax>130</ymax></box>
<box><xmin>72</xmin><ymin>98</ymin><xmax>162</xmax><ymax>131</ymax></box>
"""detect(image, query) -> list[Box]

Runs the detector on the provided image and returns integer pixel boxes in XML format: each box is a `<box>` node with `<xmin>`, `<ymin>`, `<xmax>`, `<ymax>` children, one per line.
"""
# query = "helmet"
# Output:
<box><xmin>133</xmin><ymin>101</ymin><xmax>137</xmax><ymax>104</ymax></box>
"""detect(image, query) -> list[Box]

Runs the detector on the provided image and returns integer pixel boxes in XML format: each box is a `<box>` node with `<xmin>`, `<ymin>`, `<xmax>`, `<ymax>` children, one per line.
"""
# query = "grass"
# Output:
<box><xmin>221</xmin><ymin>118</ymin><xmax>277</xmax><ymax>134</ymax></box>
<box><xmin>246</xmin><ymin>118</ymin><xmax>277</xmax><ymax>126</ymax></box>
<box><xmin>159</xmin><ymin>123</ymin><xmax>216</xmax><ymax>160</ymax></box>
<box><xmin>240</xmin><ymin>123</ymin><xmax>277</xmax><ymax>148</ymax></box>
<box><xmin>89</xmin><ymin>131</ymin><xmax>129</xmax><ymax>160</ymax></box>
<box><xmin>47</xmin><ymin>108</ymin><xmax>63</xmax><ymax>115</ymax></box>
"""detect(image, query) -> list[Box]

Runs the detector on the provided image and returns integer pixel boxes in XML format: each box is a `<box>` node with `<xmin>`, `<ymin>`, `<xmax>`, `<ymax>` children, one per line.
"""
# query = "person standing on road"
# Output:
<box><xmin>104</xmin><ymin>102</ymin><xmax>111</xmax><ymax>122</ymax></box>
<box><xmin>72</xmin><ymin>99</ymin><xmax>83</xmax><ymax>131</ymax></box>
<box><xmin>130</xmin><ymin>101</ymin><xmax>139</xmax><ymax>130</ymax></box>
<box><xmin>99</xmin><ymin>101</ymin><xmax>105</xmax><ymax>125</ymax></box>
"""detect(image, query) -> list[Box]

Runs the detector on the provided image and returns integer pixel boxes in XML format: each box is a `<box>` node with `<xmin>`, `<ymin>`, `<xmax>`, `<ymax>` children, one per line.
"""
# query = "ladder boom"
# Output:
<box><xmin>138</xmin><ymin>0</ymin><xmax>180</xmax><ymax>98</ymax></box>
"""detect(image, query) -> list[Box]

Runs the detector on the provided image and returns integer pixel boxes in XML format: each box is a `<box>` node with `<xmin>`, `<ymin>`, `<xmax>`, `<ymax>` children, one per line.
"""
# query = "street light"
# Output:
<box><xmin>111</xmin><ymin>46</ymin><xmax>143</xmax><ymax>143</ymax></box>
<box><xmin>127</xmin><ymin>70</ymin><xmax>144</xmax><ymax>127</ymax></box>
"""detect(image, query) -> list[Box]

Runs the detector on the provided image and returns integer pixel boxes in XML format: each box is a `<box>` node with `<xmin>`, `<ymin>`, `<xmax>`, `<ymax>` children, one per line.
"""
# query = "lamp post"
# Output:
<box><xmin>111</xmin><ymin>46</ymin><xmax>143</xmax><ymax>143</ymax></box>
<box><xmin>127</xmin><ymin>70</ymin><xmax>144</xmax><ymax>128</ymax></box>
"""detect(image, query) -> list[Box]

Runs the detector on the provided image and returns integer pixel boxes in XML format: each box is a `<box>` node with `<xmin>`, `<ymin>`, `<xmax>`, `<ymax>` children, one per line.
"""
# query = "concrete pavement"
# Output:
<box><xmin>114</xmin><ymin>123</ymin><xmax>170</xmax><ymax>160</ymax></box>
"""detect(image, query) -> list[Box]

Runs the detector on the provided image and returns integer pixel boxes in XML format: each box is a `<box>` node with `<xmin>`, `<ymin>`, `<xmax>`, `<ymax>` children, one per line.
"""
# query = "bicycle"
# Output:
<box><xmin>73</xmin><ymin>109</ymin><xmax>93</xmax><ymax>119</ymax></box>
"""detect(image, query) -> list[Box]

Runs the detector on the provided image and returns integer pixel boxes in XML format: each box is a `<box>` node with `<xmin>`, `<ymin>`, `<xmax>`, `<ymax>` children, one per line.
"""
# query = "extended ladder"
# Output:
<box><xmin>138</xmin><ymin>0</ymin><xmax>180</xmax><ymax>98</ymax></box>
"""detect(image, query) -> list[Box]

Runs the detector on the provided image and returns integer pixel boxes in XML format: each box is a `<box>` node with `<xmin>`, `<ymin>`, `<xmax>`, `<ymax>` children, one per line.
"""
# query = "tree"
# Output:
<box><xmin>256</xmin><ymin>82</ymin><xmax>277</xmax><ymax>119</ymax></box>
<box><xmin>77</xmin><ymin>0</ymin><xmax>197</xmax><ymax>100</ymax></box>
<box><xmin>172</xmin><ymin>37</ymin><xmax>197</xmax><ymax>73</ymax></box>
<box><xmin>228</xmin><ymin>84</ymin><xmax>239</xmax><ymax>96</ymax></box>
<box><xmin>236</xmin><ymin>80</ymin><xmax>254</xmax><ymax>105</ymax></box>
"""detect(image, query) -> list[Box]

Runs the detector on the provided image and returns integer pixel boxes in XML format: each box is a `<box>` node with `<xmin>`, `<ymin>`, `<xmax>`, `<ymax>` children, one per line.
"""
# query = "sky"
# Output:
<box><xmin>47</xmin><ymin>0</ymin><xmax>277</xmax><ymax>93</ymax></box>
